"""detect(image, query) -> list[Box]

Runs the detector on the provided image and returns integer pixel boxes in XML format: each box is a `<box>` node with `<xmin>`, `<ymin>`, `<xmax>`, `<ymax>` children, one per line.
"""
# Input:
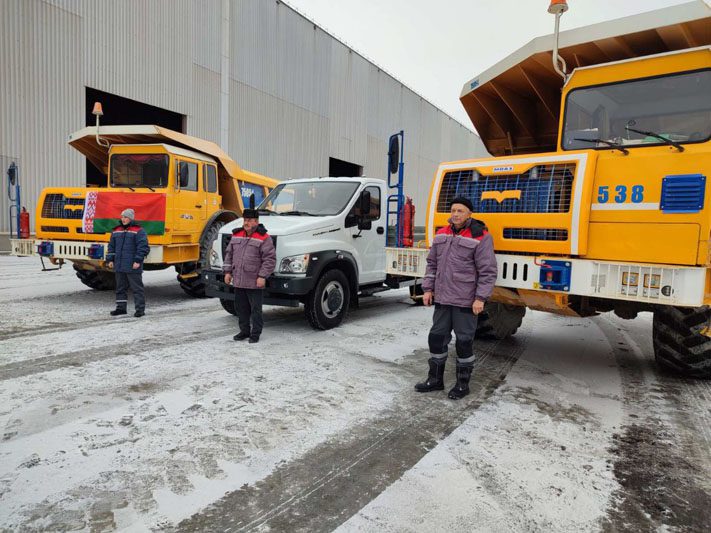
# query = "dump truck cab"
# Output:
<box><xmin>13</xmin><ymin>124</ymin><xmax>278</xmax><ymax>296</ymax></box>
<box><xmin>562</xmin><ymin>47</ymin><xmax>711</xmax><ymax>267</ymax></box>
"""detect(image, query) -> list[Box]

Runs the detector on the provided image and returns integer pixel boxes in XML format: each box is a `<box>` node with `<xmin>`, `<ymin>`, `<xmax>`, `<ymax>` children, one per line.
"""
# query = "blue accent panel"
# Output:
<box><xmin>238</xmin><ymin>181</ymin><xmax>265</xmax><ymax>208</ymax></box>
<box><xmin>538</xmin><ymin>260</ymin><xmax>572</xmax><ymax>292</ymax></box>
<box><xmin>660</xmin><ymin>174</ymin><xmax>706</xmax><ymax>213</ymax></box>
<box><xmin>88</xmin><ymin>243</ymin><xmax>105</xmax><ymax>259</ymax></box>
<box><xmin>37</xmin><ymin>241</ymin><xmax>54</xmax><ymax>256</ymax></box>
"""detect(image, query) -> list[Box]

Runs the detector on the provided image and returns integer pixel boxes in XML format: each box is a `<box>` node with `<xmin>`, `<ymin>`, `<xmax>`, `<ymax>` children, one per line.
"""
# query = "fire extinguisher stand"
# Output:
<box><xmin>7</xmin><ymin>162</ymin><xmax>21</xmax><ymax>239</ymax></box>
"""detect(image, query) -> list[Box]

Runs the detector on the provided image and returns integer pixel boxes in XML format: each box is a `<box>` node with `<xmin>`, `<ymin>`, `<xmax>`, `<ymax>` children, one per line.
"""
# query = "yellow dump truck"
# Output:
<box><xmin>10</xmin><ymin>122</ymin><xmax>278</xmax><ymax>297</ymax></box>
<box><xmin>388</xmin><ymin>1</ymin><xmax>711</xmax><ymax>377</ymax></box>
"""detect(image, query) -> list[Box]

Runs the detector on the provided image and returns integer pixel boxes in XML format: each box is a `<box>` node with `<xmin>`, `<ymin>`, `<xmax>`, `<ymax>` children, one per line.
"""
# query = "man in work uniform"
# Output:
<box><xmin>416</xmin><ymin>197</ymin><xmax>498</xmax><ymax>399</ymax></box>
<box><xmin>223</xmin><ymin>208</ymin><xmax>276</xmax><ymax>343</ymax></box>
<box><xmin>107</xmin><ymin>208</ymin><xmax>150</xmax><ymax>317</ymax></box>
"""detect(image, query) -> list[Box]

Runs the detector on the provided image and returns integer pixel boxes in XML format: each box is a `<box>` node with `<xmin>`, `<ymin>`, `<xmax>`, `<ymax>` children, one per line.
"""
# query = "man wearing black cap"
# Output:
<box><xmin>415</xmin><ymin>196</ymin><xmax>498</xmax><ymax>399</ymax></box>
<box><xmin>223</xmin><ymin>209</ymin><xmax>276</xmax><ymax>343</ymax></box>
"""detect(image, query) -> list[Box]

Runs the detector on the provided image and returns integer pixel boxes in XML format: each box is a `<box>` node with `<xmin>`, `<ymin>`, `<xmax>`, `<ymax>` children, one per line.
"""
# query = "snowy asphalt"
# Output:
<box><xmin>0</xmin><ymin>255</ymin><xmax>709</xmax><ymax>532</ymax></box>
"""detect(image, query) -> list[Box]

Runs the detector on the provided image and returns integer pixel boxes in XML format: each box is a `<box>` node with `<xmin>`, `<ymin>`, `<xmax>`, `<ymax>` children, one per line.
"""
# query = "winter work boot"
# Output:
<box><xmin>448</xmin><ymin>364</ymin><xmax>473</xmax><ymax>400</ymax></box>
<box><xmin>110</xmin><ymin>308</ymin><xmax>127</xmax><ymax>316</ymax></box>
<box><xmin>233</xmin><ymin>332</ymin><xmax>250</xmax><ymax>341</ymax></box>
<box><xmin>414</xmin><ymin>357</ymin><xmax>446</xmax><ymax>392</ymax></box>
<box><xmin>248</xmin><ymin>336</ymin><xmax>260</xmax><ymax>344</ymax></box>
<box><xmin>134</xmin><ymin>310</ymin><xmax>145</xmax><ymax>318</ymax></box>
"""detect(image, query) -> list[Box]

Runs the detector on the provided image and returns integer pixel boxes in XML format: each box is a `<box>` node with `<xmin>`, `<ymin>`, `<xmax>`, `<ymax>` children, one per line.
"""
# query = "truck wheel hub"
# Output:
<box><xmin>322</xmin><ymin>281</ymin><xmax>344</xmax><ymax>317</ymax></box>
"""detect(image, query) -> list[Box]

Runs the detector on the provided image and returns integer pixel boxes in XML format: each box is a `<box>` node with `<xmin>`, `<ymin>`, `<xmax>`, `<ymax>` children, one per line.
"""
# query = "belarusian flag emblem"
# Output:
<box><xmin>82</xmin><ymin>192</ymin><xmax>167</xmax><ymax>234</ymax></box>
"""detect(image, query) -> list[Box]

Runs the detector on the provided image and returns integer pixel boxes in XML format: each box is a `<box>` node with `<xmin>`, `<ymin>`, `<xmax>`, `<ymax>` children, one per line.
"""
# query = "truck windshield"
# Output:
<box><xmin>260</xmin><ymin>181</ymin><xmax>360</xmax><ymax>216</ymax></box>
<box><xmin>110</xmin><ymin>154</ymin><xmax>169</xmax><ymax>188</ymax></box>
<box><xmin>562</xmin><ymin>69</ymin><xmax>711</xmax><ymax>151</ymax></box>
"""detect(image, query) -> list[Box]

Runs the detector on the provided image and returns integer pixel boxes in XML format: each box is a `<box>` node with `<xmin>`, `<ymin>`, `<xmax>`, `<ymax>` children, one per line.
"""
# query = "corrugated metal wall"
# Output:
<box><xmin>0</xmin><ymin>0</ymin><xmax>486</xmax><ymax>236</ymax></box>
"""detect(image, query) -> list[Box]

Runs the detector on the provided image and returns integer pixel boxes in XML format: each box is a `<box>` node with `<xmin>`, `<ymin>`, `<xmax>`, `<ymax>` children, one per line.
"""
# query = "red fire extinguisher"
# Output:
<box><xmin>19</xmin><ymin>207</ymin><xmax>30</xmax><ymax>239</ymax></box>
<box><xmin>399</xmin><ymin>196</ymin><xmax>415</xmax><ymax>247</ymax></box>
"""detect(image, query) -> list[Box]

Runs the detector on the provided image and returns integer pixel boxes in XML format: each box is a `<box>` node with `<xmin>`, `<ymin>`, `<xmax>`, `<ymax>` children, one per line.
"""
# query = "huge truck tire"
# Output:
<box><xmin>74</xmin><ymin>265</ymin><xmax>116</xmax><ymax>291</ymax></box>
<box><xmin>220</xmin><ymin>297</ymin><xmax>237</xmax><ymax>315</ymax></box>
<box><xmin>475</xmin><ymin>302</ymin><xmax>526</xmax><ymax>340</ymax></box>
<box><xmin>653</xmin><ymin>306</ymin><xmax>711</xmax><ymax>379</ymax></box>
<box><xmin>178</xmin><ymin>220</ymin><xmax>225</xmax><ymax>297</ymax></box>
<box><xmin>305</xmin><ymin>269</ymin><xmax>350</xmax><ymax>330</ymax></box>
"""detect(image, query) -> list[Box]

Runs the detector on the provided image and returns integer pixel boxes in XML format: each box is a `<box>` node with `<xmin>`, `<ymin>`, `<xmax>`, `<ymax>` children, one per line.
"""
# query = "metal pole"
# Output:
<box><xmin>397</xmin><ymin>130</ymin><xmax>405</xmax><ymax>247</ymax></box>
<box><xmin>16</xmin><ymin>166</ymin><xmax>21</xmax><ymax>238</ymax></box>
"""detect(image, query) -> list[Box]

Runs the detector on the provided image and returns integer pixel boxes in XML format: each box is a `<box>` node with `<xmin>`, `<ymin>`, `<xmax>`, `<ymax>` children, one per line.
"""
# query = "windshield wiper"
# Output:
<box><xmin>257</xmin><ymin>208</ymin><xmax>277</xmax><ymax>215</ymax></box>
<box><xmin>574</xmin><ymin>137</ymin><xmax>629</xmax><ymax>155</ymax></box>
<box><xmin>625</xmin><ymin>126</ymin><xmax>685</xmax><ymax>152</ymax></box>
<box><xmin>280</xmin><ymin>210</ymin><xmax>317</xmax><ymax>216</ymax></box>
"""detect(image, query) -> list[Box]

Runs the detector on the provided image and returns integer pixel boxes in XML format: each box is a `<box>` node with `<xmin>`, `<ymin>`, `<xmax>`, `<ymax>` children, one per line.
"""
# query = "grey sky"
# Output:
<box><xmin>284</xmin><ymin>0</ymin><xmax>692</xmax><ymax>129</ymax></box>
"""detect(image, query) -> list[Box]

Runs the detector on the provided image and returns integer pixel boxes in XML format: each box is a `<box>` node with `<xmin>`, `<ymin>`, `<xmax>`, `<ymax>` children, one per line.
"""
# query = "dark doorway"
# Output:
<box><xmin>329</xmin><ymin>157</ymin><xmax>363</xmax><ymax>178</ymax></box>
<box><xmin>84</xmin><ymin>88</ymin><xmax>185</xmax><ymax>186</ymax></box>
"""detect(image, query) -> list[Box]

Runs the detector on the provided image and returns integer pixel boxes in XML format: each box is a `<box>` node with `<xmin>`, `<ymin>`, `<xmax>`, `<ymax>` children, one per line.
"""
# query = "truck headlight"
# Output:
<box><xmin>209</xmin><ymin>249</ymin><xmax>221</xmax><ymax>268</ymax></box>
<box><xmin>280</xmin><ymin>254</ymin><xmax>310</xmax><ymax>273</ymax></box>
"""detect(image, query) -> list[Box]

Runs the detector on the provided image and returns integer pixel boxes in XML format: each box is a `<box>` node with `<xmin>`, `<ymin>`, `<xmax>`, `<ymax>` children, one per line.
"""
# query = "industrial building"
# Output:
<box><xmin>0</xmin><ymin>0</ymin><xmax>485</xmax><ymax>248</ymax></box>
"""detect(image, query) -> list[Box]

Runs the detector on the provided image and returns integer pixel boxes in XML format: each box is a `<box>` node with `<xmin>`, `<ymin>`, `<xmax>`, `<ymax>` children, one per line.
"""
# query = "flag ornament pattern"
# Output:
<box><xmin>82</xmin><ymin>192</ymin><xmax>167</xmax><ymax>235</ymax></box>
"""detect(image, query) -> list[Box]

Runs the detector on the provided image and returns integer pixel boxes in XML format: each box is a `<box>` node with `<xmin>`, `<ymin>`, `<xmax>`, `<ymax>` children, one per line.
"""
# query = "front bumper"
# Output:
<box><xmin>10</xmin><ymin>238</ymin><xmax>165</xmax><ymax>263</ymax></box>
<box><xmin>203</xmin><ymin>269</ymin><xmax>317</xmax><ymax>306</ymax></box>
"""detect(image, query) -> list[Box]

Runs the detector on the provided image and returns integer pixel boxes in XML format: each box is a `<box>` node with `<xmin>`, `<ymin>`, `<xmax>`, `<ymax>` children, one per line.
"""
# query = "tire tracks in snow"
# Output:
<box><xmin>0</xmin><ymin>297</ymin><xmax>410</xmax><ymax>381</ymax></box>
<box><xmin>174</xmin><ymin>335</ymin><xmax>526</xmax><ymax>533</ymax></box>
<box><xmin>593</xmin><ymin>315</ymin><xmax>711</xmax><ymax>532</ymax></box>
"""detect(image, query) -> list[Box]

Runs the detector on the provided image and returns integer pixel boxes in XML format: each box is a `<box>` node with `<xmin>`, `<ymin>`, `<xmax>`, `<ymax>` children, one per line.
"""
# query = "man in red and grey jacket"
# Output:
<box><xmin>223</xmin><ymin>208</ymin><xmax>276</xmax><ymax>343</ymax></box>
<box><xmin>416</xmin><ymin>197</ymin><xmax>498</xmax><ymax>399</ymax></box>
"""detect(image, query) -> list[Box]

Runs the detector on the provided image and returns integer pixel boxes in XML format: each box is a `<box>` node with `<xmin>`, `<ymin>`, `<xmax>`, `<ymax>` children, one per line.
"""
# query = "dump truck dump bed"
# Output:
<box><xmin>460</xmin><ymin>0</ymin><xmax>711</xmax><ymax>156</ymax></box>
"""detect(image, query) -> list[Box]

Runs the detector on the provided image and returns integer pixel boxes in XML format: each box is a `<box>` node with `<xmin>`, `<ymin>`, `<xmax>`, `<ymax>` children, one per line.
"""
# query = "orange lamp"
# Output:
<box><xmin>548</xmin><ymin>0</ymin><xmax>569</xmax><ymax>15</ymax></box>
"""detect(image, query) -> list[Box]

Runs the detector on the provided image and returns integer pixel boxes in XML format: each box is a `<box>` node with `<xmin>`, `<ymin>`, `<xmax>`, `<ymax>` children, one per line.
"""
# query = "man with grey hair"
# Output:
<box><xmin>416</xmin><ymin>197</ymin><xmax>498</xmax><ymax>400</ymax></box>
<box><xmin>107</xmin><ymin>208</ymin><xmax>150</xmax><ymax>317</ymax></box>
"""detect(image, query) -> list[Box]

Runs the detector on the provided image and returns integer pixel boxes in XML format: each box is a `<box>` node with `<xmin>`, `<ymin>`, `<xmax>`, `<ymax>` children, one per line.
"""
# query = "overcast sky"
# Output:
<box><xmin>284</xmin><ymin>0</ymin><xmax>693</xmax><ymax>129</ymax></box>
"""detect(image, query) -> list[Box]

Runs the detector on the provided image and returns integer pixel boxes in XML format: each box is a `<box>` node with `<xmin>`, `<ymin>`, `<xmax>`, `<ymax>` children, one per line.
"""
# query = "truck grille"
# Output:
<box><xmin>503</xmin><ymin>228</ymin><xmax>568</xmax><ymax>241</ymax></box>
<box><xmin>438</xmin><ymin>164</ymin><xmax>575</xmax><ymax>214</ymax></box>
<box><xmin>41</xmin><ymin>225</ymin><xmax>69</xmax><ymax>233</ymax></box>
<box><xmin>41</xmin><ymin>194</ymin><xmax>85</xmax><ymax>219</ymax></box>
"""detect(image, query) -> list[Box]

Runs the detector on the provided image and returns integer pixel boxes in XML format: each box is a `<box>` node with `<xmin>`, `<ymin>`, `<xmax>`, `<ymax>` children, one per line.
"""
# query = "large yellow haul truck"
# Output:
<box><xmin>388</xmin><ymin>1</ymin><xmax>711</xmax><ymax>377</ymax></box>
<box><xmin>11</xmin><ymin>110</ymin><xmax>278</xmax><ymax>297</ymax></box>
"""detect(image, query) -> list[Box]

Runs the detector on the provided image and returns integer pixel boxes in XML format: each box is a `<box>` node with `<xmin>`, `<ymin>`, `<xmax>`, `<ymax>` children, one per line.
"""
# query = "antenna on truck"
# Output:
<box><xmin>92</xmin><ymin>101</ymin><xmax>110</xmax><ymax>148</ymax></box>
<box><xmin>548</xmin><ymin>0</ymin><xmax>569</xmax><ymax>81</ymax></box>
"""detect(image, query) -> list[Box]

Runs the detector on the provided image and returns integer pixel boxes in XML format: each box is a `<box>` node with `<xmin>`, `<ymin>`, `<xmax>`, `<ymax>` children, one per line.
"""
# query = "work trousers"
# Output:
<box><xmin>428</xmin><ymin>304</ymin><xmax>478</xmax><ymax>366</ymax></box>
<box><xmin>235</xmin><ymin>288</ymin><xmax>264</xmax><ymax>337</ymax></box>
<box><xmin>115</xmin><ymin>271</ymin><xmax>145</xmax><ymax>312</ymax></box>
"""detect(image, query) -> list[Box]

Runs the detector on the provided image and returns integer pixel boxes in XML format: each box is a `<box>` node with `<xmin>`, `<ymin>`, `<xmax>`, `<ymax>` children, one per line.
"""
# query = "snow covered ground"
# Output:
<box><xmin>1</xmin><ymin>254</ymin><xmax>709</xmax><ymax>532</ymax></box>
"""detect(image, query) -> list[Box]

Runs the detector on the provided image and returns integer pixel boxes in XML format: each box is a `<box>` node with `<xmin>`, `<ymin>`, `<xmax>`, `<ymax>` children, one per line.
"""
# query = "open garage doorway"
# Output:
<box><xmin>85</xmin><ymin>88</ymin><xmax>185</xmax><ymax>186</ymax></box>
<box><xmin>329</xmin><ymin>157</ymin><xmax>362</xmax><ymax>178</ymax></box>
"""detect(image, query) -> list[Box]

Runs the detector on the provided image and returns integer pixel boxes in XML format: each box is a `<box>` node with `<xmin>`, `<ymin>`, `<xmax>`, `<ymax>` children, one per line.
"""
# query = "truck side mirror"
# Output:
<box><xmin>178</xmin><ymin>162</ymin><xmax>189</xmax><ymax>188</ymax></box>
<box><xmin>388</xmin><ymin>136</ymin><xmax>399</xmax><ymax>175</ymax></box>
<box><xmin>357</xmin><ymin>219</ymin><xmax>372</xmax><ymax>231</ymax></box>
<box><xmin>7</xmin><ymin>163</ymin><xmax>17</xmax><ymax>186</ymax></box>
<box><xmin>359</xmin><ymin>190</ymin><xmax>371</xmax><ymax>217</ymax></box>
